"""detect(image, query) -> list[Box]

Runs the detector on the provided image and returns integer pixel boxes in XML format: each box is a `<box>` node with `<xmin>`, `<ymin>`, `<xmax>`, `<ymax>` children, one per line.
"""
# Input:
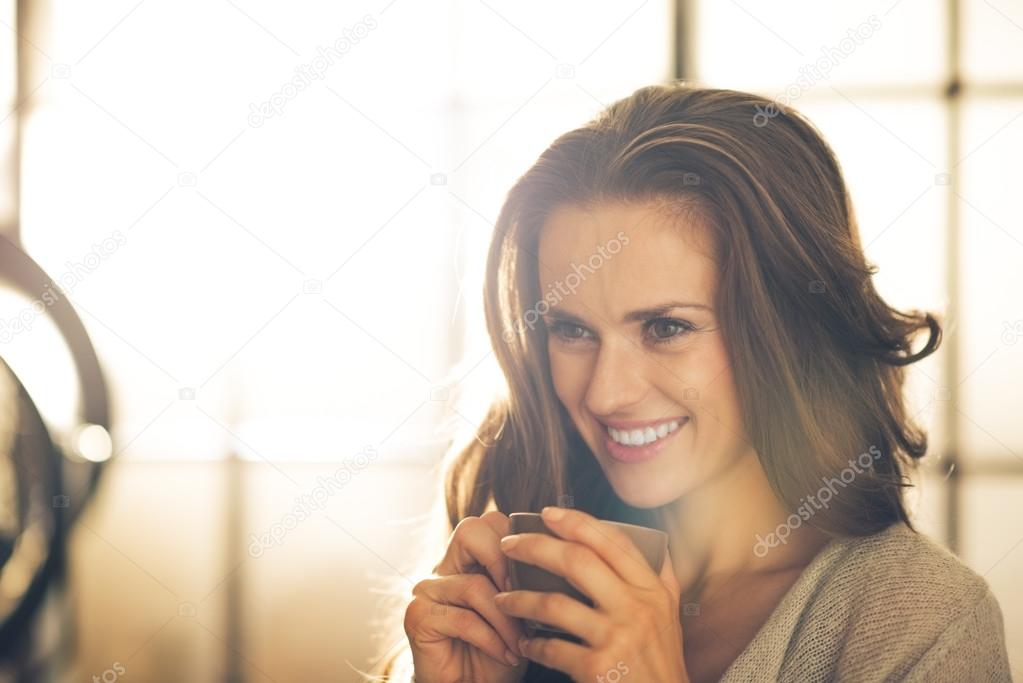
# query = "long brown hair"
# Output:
<box><xmin>367</xmin><ymin>81</ymin><xmax>941</xmax><ymax>680</ymax></box>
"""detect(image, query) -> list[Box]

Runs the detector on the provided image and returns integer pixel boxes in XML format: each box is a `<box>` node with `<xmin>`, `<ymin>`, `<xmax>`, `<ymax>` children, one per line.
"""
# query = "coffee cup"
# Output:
<box><xmin>507</xmin><ymin>512</ymin><xmax>668</xmax><ymax>638</ymax></box>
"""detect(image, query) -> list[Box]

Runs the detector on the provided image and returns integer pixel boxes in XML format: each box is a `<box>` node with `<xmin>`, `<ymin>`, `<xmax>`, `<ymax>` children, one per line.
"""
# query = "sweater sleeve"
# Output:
<box><xmin>902</xmin><ymin>588</ymin><xmax>1013</xmax><ymax>682</ymax></box>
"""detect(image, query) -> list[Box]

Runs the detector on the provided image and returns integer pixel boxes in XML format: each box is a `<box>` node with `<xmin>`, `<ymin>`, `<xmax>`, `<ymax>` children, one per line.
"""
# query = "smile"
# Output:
<box><xmin>605</xmin><ymin>418</ymin><xmax>685</xmax><ymax>447</ymax></box>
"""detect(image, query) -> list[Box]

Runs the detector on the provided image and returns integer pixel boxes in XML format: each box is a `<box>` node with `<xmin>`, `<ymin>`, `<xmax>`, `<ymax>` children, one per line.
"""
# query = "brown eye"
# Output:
<box><xmin>546</xmin><ymin>321</ymin><xmax>594</xmax><ymax>343</ymax></box>
<box><xmin>645</xmin><ymin>318</ymin><xmax>695</xmax><ymax>344</ymax></box>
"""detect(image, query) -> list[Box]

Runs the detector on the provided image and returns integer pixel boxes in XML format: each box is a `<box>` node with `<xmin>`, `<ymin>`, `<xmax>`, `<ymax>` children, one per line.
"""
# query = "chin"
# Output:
<box><xmin>605</xmin><ymin>472</ymin><xmax>685</xmax><ymax>510</ymax></box>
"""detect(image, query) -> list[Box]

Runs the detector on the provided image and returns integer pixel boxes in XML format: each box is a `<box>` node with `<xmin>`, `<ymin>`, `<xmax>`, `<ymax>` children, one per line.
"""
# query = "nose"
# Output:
<box><xmin>583</xmin><ymin>337</ymin><xmax>649</xmax><ymax>418</ymax></box>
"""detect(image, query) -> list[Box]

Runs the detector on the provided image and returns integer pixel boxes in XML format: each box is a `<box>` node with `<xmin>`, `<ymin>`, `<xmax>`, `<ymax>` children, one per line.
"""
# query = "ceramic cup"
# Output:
<box><xmin>507</xmin><ymin>512</ymin><xmax>669</xmax><ymax>639</ymax></box>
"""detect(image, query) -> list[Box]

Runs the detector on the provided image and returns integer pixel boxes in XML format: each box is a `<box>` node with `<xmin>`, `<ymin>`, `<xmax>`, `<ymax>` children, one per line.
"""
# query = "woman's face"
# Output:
<box><xmin>538</xmin><ymin>199</ymin><xmax>756</xmax><ymax>508</ymax></box>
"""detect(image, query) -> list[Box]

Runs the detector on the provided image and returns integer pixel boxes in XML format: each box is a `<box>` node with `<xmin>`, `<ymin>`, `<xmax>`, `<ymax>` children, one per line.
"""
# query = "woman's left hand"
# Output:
<box><xmin>494</xmin><ymin>506</ymin><xmax>691</xmax><ymax>682</ymax></box>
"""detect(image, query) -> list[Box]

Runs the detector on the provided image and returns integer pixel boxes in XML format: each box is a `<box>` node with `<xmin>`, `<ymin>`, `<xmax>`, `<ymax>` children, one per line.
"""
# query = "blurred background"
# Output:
<box><xmin>0</xmin><ymin>0</ymin><xmax>1020</xmax><ymax>680</ymax></box>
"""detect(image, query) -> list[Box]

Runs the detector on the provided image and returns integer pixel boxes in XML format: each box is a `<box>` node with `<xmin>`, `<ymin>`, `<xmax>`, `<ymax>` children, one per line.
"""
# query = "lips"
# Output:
<box><xmin>601</xmin><ymin>416</ymin><xmax>690</xmax><ymax>464</ymax></box>
<box><xmin>599</xmin><ymin>415</ymin><xmax>689</xmax><ymax>431</ymax></box>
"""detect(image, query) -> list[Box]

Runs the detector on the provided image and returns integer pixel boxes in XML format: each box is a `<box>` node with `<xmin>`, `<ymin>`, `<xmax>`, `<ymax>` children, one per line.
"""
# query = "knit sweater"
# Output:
<box><xmin>403</xmin><ymin>521</ymin><xmax>1013</xmax><ymax>682</ymax></box>
<box><xmin>718</xmin><ymin>520</ymin><xmax>1012</xmax><ymax>682</ymax></box>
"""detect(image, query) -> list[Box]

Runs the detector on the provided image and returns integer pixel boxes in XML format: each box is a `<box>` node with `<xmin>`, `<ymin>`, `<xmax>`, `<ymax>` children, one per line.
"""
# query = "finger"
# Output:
<box><xmin>500</xmin><ymin>532</ymin><xmax>626</xmax><ymax>611</ymax></box>
<box><xmin>518</xmin><ymin>633</ymin><xmax>589</xmax><ymax>680</ymax></box>
<box><xmin>411</xmin><ymin>599</ymin><xmax>519</xmax><ymax>668</ymax></box>
<box><xmin>417</xmin><ymin>573</ymin><xmax>527</xmax><ymax>657</ymax></box>
<box><xmin>435</xmin><ymin>515</ymin><xmax>511</xmax><ymax>592</ymax></box>
<box><xmin>478</xmin><ymin>511</ymin><xmax>514</xmax><ymax>589</ymax></box>
<box><xmin>478</xmin><ymin>510</ymin><xmax>511</xmax><ymax>539</ymax></box>
<box><xmin>495</xmin><ymin>589</ymin><xmax>609</xmax><ymax>647</ymax></box>
<box><xmin>538</xmin><ymin>506</ymin><xmax>660</xmax><ymax>588</ymax></box>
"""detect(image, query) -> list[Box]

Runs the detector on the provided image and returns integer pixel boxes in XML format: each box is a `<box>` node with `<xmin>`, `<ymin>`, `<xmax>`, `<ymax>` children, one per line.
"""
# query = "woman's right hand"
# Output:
<box><xmin>403</xmin><ymin>510</ymin><xmax>529</xmax><ymax>683</ymax></box>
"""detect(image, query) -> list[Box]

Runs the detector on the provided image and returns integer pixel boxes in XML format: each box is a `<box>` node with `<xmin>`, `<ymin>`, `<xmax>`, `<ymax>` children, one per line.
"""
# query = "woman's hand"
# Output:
<box><xmin>403</xmin><ymin>510</ymin><xmax>530</xmax><ymax>683</ymax></box>
<box><xmin>494</xmin><ymin>506</ymin><xmax>691</xmax><ymax>682</ymax></box>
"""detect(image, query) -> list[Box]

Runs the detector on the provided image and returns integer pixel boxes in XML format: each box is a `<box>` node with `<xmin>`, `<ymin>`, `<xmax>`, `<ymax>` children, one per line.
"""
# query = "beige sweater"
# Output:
<box><xmin>719</xmin><ymin>520</ymin><xmax>1013</xmax><ymax>682</ymax></box>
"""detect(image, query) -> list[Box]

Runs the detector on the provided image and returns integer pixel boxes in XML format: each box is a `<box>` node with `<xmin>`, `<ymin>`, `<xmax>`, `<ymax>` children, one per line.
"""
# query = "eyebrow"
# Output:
<box><xmin>543</xmin><ymin>301</ymin><xmax>712</xmax><ymax>325</ymax></box>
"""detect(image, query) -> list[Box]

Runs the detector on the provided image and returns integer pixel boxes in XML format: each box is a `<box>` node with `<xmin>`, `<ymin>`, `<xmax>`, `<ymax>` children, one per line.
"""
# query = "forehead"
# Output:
<box><xmin>537</xmin><ymin>200</ymin><xmax>718</xmax><ymax>311</ymax></box>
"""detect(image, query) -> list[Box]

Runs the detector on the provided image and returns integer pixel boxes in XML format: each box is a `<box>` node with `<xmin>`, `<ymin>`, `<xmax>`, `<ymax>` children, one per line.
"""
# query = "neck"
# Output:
<box><xmin>660</xmin><ymin>447</ymin><xmax>831</xmax><ymax>601</ymax></box>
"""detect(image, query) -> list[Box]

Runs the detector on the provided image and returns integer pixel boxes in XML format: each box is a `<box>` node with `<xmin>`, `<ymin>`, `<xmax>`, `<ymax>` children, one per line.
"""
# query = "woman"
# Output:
<box><xmin>370</xmin><ymin>82</ymin><xmax>1012</xmax><ymax>682</ymax></box>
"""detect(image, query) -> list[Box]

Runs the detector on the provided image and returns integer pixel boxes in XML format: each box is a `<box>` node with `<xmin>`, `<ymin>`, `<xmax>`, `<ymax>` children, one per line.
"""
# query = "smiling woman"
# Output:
<box><xmin>372</xmin><ymin>82</ymin><xmax>1012</xmax><ymax>683</ymax></box>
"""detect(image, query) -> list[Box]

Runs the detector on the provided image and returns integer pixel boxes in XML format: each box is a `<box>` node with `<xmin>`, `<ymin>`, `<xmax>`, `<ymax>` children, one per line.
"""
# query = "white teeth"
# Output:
<box><xmin>607</xmin><ymin>419</ymin><xmax>684</xmax><ymax>447</ymax></box>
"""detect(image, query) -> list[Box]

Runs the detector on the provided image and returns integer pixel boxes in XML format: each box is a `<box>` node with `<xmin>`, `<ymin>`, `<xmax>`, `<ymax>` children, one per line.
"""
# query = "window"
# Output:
<box><xmin>11</xmin><ymin>1</ymin><xmax>672</xmax><ymax>466</ymax></box>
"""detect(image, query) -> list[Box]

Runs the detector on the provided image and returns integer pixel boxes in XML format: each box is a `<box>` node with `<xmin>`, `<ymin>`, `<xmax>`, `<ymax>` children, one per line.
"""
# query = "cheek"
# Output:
<box><xmin>547</xmin><ymin>348</ymin><xmax>589</xmax><ymax>405</ymax></box>
<box><xmin>664</xmin><ymin>340</ymin><xmax>733</xmax><ymax>406</ymax></box>
<box><xmin>675</xmin><ymin>343</ymin><xmax>744</xmax><ymax>430</ymax></box>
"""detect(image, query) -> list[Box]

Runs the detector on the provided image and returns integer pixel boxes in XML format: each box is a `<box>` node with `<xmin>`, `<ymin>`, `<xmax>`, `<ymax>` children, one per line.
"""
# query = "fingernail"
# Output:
<box><xmin>504</xmin><ymin>648</ymin><xmax>519</xmax><ymax>666</ymax></box>
<box><xmin>500</xmin><ymin>535</ymin><xmax>519</xmax><ymax>550</ymax></box>
<box><xmin>541</xmin><ymin>506</ymin><xmax>564</xmax><ymax>521</ymax></box>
